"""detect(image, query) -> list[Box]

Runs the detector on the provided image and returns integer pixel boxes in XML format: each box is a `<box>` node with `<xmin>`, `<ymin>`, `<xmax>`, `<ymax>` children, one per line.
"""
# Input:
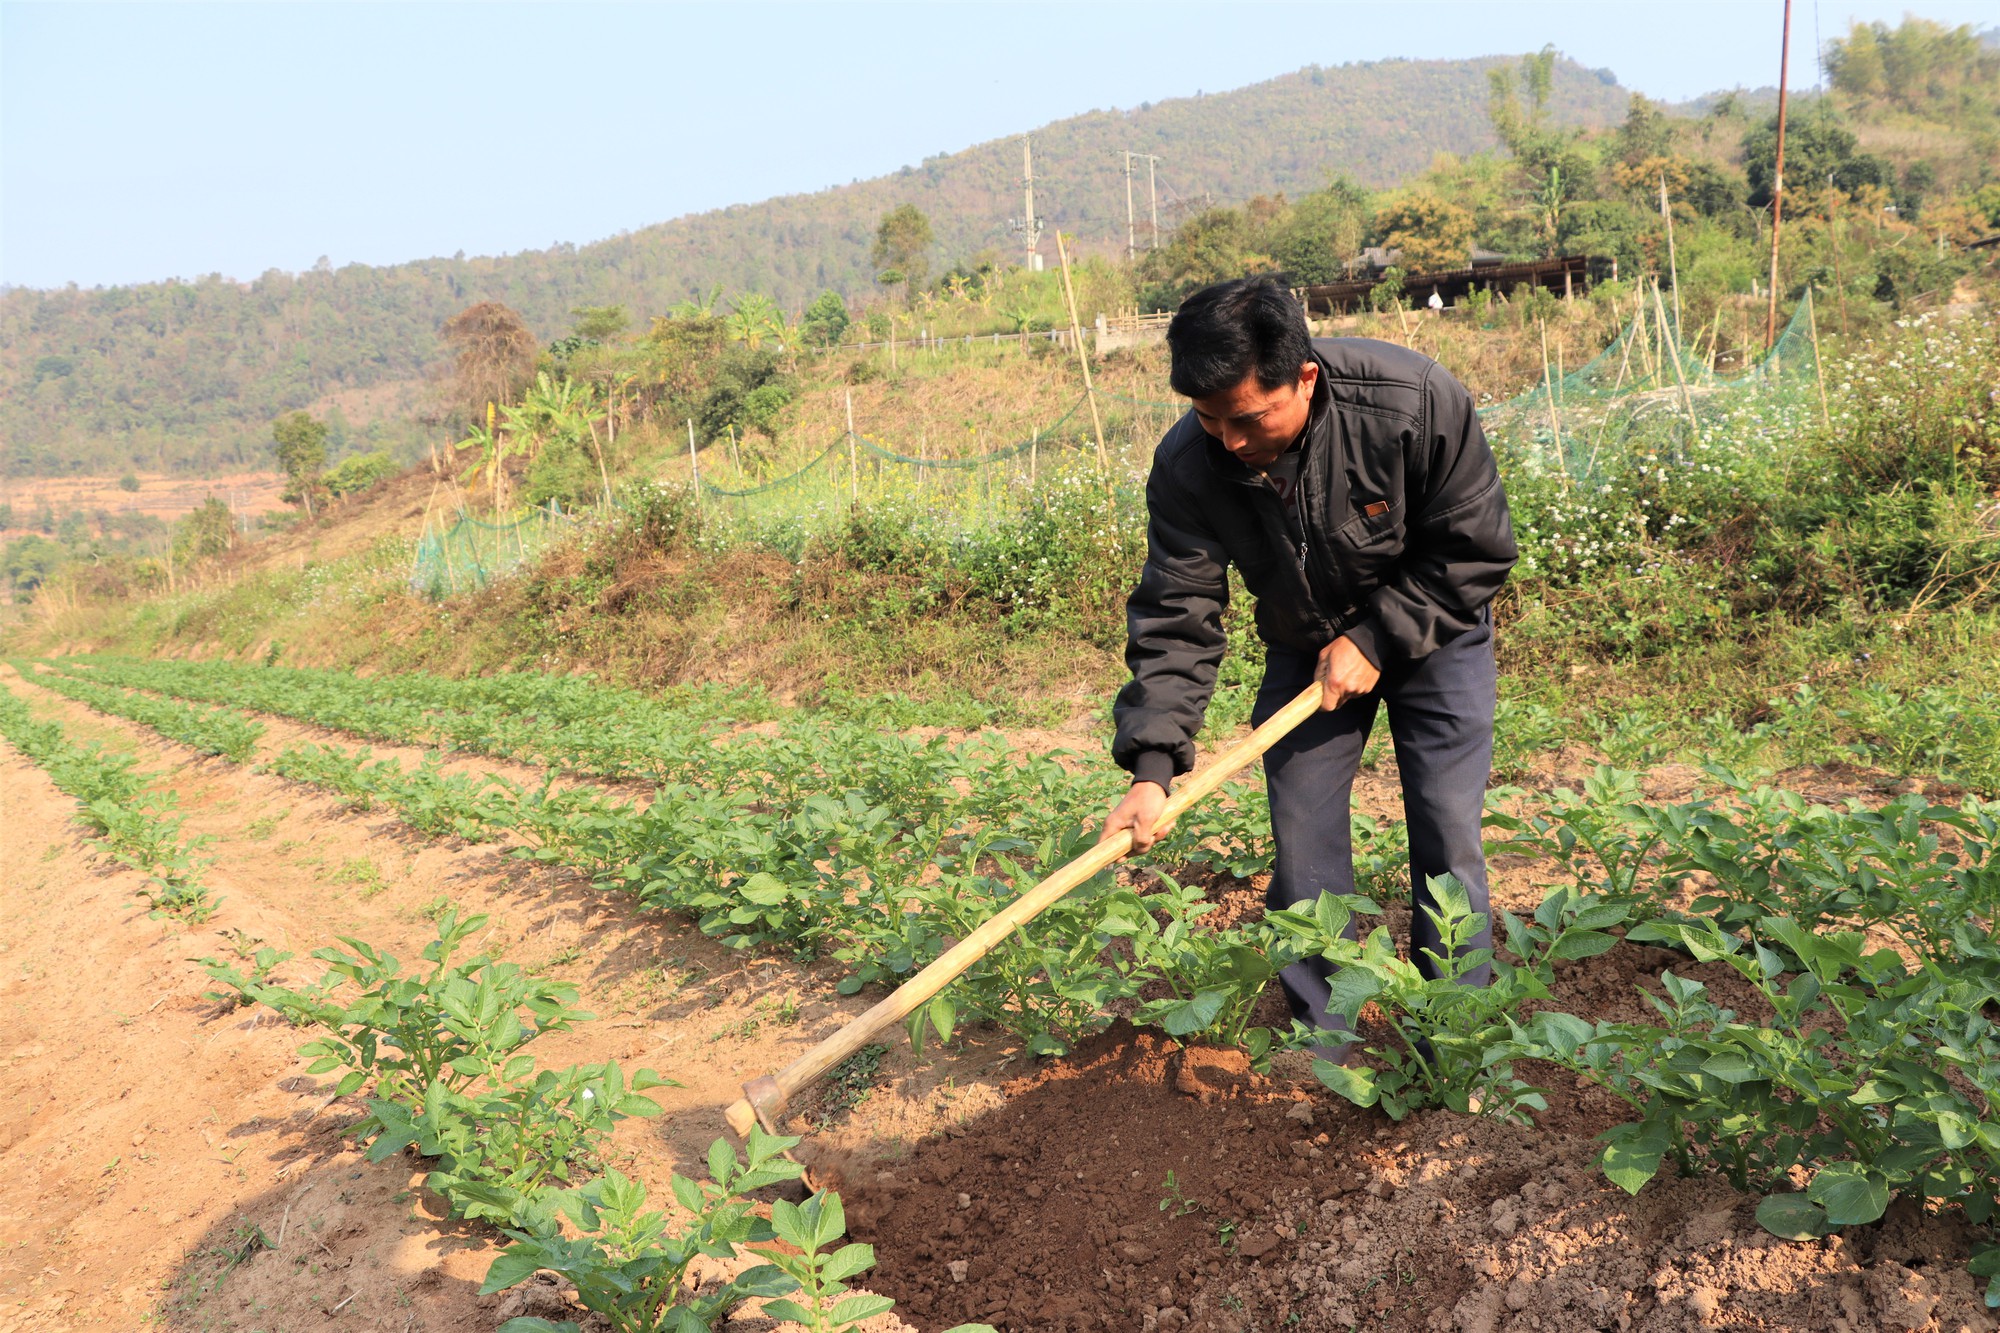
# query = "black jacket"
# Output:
<box><xmin>1112</xmin><ymin>337</ymin><xmax>1517</xmax><ymax>788</ymax></box>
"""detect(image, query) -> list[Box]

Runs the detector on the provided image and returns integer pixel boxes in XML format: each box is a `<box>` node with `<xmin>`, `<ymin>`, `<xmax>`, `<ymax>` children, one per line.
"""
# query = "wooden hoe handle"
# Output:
<box><xmin>725</xmin><ymin>681</ymin><xmax>1325</xmax><ymax>1137</ymax></box>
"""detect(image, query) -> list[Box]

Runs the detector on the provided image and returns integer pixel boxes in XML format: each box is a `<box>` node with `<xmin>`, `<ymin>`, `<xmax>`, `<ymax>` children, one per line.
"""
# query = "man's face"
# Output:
<box><xmin>1188</xmin><ymin>361</ymin><xmax>1318</xmax><ymax>470</ymax></box>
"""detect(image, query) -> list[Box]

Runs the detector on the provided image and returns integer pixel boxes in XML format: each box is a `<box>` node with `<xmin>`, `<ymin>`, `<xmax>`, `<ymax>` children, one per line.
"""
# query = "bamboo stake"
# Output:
<box><xmin>1608</xmin><ymin>306</ymin><xmax>1637</xmax><ymax>393</ymax></box>
<box><xmin>1765</xmin><ymin>0</ymin><xmax>1794</xmax><ymax>350</ymax></box>
<box><xmin>1538</xmin><ymin>317</ymin><xmax>1566</xmax><ymax>480</ymax></box>
<box><xmin>845</xmin><ymin>390</ymin><xmax>858</xmax><ymax>504</ymax></box>
<box><xmin>1658</xmin><ymin>171</ymin><xmax>1684</xmax><ymax>340</ymax></box>
<box><xmin>686</xmin><ymin>419</ymin><xmax>702</xmax><ymax>511</ymax></box>
<box><xmin>1652</xmin><ymin>279</ymin><xmax>1702</xmax><ymax>433</ymax></box>
<box><xmin>1054</xmin><ymin>231</ymin><xmax>1112</xmax><ymax>492</ymax></box>
<box><xmin>725</xmin><ymin>681</ymin><xmax>1328</xmax><ymax>1138</ymax></box>
<box><xmin>1806</xmin><ymin>287</ymin><xmax>1830</xmax><ymax>428</ymax></box>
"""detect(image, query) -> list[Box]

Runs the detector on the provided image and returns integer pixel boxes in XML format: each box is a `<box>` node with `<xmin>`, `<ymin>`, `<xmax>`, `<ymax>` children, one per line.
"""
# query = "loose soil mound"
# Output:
<box><xmin>851</xmin><ymin>1024</ymin><xmax>1994</xmax><ymax>1333</ymax></box>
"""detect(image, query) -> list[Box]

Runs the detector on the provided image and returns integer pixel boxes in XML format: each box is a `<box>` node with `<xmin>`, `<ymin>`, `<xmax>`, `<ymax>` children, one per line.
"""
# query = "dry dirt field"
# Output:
<box><xmin>0</xmin><ymin>472</ymin><xmax>290</xmax><ymax>536</ymax></box>
<box><xmin>1</xmin><ymin>663</ymin><xmax>1991</xmax><ymax>1333</ymax></box>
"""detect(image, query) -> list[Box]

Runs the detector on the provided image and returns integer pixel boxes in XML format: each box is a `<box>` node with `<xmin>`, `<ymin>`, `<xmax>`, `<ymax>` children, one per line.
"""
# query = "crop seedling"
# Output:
<box><xmin>753</xmin><ymin>1192</ymin><xmax>895</xmax><ymax>1332</ymax></box>
<box><xmin>1273</xmin><ymin>879</ymin><xmax>1627</xmax><ymax>1122</ymax></box>
<box><xmin>1158</xmin><ymin>1170</ymin><xmax>1202</xmax><ymax>1218</ymax></box>
<box><xmin>480</xmin><ymin>1127</ymin><xmax>806</xmax><ymax>1333</ymax></box>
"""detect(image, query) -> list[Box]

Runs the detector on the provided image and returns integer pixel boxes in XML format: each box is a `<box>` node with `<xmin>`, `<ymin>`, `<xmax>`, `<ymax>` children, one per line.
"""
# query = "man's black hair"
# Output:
<box><xmin>1166</xmin><ymin>277</ymin><xmax>1313</xmax><ymax>400</ymax></box>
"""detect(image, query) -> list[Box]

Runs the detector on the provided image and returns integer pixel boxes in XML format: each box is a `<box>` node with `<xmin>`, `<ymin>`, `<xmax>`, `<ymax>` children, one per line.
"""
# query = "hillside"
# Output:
<box><xmin>0</xmin><ymin>55</ymin><xmax>1629</xmax><ymax>478</ymax></box>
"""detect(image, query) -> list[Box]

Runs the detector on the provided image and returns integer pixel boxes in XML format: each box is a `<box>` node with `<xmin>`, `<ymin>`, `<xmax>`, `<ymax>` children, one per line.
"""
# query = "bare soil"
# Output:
<box><xmin>0</xmin><ymin>472</ymin><xmax>290</xmax><ymax>535</ymax></box>
<box><xmin>3</xmin><ymin>667</ymin><xmax>1991</xmax><ymax>1333</ymax></box>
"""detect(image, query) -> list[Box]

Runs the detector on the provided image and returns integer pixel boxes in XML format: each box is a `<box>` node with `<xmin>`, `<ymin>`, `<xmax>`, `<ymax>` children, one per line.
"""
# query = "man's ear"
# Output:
<box><xmin>1297</xmin><ymin>361</ymin><xmax>1319</xmax><ymax>395</ymax></box>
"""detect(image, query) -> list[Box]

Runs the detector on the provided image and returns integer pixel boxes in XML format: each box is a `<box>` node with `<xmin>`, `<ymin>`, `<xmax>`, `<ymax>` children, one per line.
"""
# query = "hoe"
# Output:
<box><xmin>726</xmin><ymin>681</ymin><xmax>1324</xmax><ymax>1137</ymax></box>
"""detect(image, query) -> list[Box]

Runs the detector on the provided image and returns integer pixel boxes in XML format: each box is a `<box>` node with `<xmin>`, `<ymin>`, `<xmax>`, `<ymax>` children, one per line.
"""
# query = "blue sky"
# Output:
<box><xmin>2</xmin><ymin>1</ymin><xmax>1992</xmax><ymax>290</ymax></box>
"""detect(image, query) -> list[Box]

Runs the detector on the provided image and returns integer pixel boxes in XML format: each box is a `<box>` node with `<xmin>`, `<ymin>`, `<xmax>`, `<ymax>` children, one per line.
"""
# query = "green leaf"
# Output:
<box><xmin>760</xmin><ymin>1299</ymin><xmax>815</xmax><ymax>1324</ymax></box>
<box><xmin>1700</xmin><ymin>1050</ymin><xmax>1759</xmax><ymax>1084</ymax></box>
<box><xmin>1597</xmin><ymin>1120</ymin><xmax>1670</xmax><ymax>1195</ymax></box>
<box><xmin>1755</xmin><ymin>1193</ymin><xmax>1830</xmax><ymax>1240</ymax></box>
<box><xmin>769</xmin><ymin>1198</ymin><xmax>808</xmax><ymax>1250</ymax></box>
<box><xmin>1528</xmin><ymin>1011</ymin><xmax>1595</xmax><ymax>1057</ymax></box>
<box><xmin>732</xmin><ymin>1262</ymin><xmax>798</xmax><ymax>1297</ymax></box>
<box><xmin>1550</xmin><ymin>930</ymin><xmax>1619</xmax><ymax>960</ymax></box>
<box><xmin>827</xmin><ymin>1293</ymin><xmax>896</xmax><ymax>1326</ymax></box>
<box><xmin>927</xmin><ymin>993</ymin><xmax>956</xmax><ymax>1045</ymax></box>
<box><xmin>1313</xmin><ymin>1059</ymin><xmax>1378</xmax><ymax>1108</ymax></box>
<box><xmin>1323</xmin><ymin>966</ymin><xmax>1380</xmax><ymax>1021</ymax></box>
<box><xmin>1808</xmin><ymin>1164</ymin><xmax>1891</xmax><ymax>1227</ymax></box>
<box><xmin>496</xmin><ymin>1321</ymin><xmax>579</xmax><ymax>1333</ymax></box>
<box><xmin>479</xmin><ymin>1248</ymin><xmax>550</xmax><ymax>1294</ymax></box>
<box><xmin>812</xmin><ymin>1192</ymin><xmax>849</xmax><ymax>1251</ymax></box>
<box><xmin>707</xmin><ymin>1137</ymin><xmax>736</xmax><ymax>1188</ymax></box>
<box><xmin>821</xmin><ymin>1241</ymin><xmax>876</xmax><ymax>1284</ymax></box>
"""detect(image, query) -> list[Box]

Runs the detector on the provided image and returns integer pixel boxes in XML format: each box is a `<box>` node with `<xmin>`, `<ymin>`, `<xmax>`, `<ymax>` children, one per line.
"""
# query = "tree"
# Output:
<box><xmin>1614</xmin><ymin>95</ymin><xmax>1676</xmax><ymax>168</ymax></box>
<box><xmin>2</xmin><ymin>534</ymin><xmax>65</xmax><ymax>594</ymax></box>
<box><xmin>173</xmin><ymin>496</ymin><xmax>235</xmax><ymax>563</ymax></box>
<box><xmin>1487</xmin><ymin>46</ymin><xmax>1558</xmax><ymax>156</ymax></box>
<box><xmin>1828</xmin><ymin>17</ymin><xmax>2000</xmax><ymax>116</ymax></box>
<box><xmin>724</xmin><ymin>293</ymin><xmax>786</xmax><ymax>350</ymax></box>
<box><xmin>440</xmin><ymin>301</ymin><xmax>538</xmax><ymax>425</ymax></box>
<box><xmin>799</xmin><ymin>290</ymin><xmax>851</xmax><ymax>347</ymax></box>
<box><xmin>872</xmin><ymin>205</ymin><xmax>934</xmax><ymax>301</ymax></box>
<box><xmin>1265</xmin><ymin>179</ymin><xmax>1372</xmax><ymax>284</ymax></box>
<box><xmin>1742</xmin><ymin>113</ymin><xmax>1892</xmax><ymax>209</ymax></box>
<box><xmin>1137</xmin><ymin>206</ymin><xmax>1272</xmax><ymax>310</ymax></box>
<box><xmin>271</xmin><ymin>411</ymin><xmax>329</xmax><ymax>518</ymax></box>
<box><xmin>570</xmin><ymin>305</ymin><xmax>630</xmax><ymax>340</ymax></box>
<box><xmin>1374</xmin><ymin>193</ymin><xmax>1477</xmax><ymax>272</ymax></box>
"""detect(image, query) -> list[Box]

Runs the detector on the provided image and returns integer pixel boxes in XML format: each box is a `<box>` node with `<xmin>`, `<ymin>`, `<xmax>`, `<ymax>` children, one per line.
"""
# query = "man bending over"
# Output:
<box><xmin>1100</xmin><ymin>277</ymin><xmax>1518</xmax><ymax>1055</ymax></box>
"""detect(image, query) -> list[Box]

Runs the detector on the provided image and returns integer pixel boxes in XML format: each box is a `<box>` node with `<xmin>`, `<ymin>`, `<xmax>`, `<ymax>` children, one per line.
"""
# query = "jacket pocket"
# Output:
<box><xmin>1335</xmin><ymin>498</ymin><xmax>1402</xmax><ymax>549</ymax></box>
<box><xmin>1327</xmin><ymin>499</ymin><xmax>1403</xmax><ymax>592</ymax></box>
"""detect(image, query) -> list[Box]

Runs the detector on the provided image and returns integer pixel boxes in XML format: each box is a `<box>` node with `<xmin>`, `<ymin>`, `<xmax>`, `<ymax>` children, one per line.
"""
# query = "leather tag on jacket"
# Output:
<box><xmin>1363</xmin><ymin>500</ymin><xmax>1390</xmax><ymax>517</ymax></box>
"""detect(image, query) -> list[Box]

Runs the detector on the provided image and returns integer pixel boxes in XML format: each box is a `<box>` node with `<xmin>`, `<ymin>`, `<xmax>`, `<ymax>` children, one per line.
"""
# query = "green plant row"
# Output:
<box><xmin>255</xmin><ymin>731</ymin><xmax>1321</xmax><ymax>1059</ymax></box>
<box><xmin>18</xmin><ymin>660</ymin><xmax>264</xmax><ymax>761</ymax></box>
<box><xmin>42</xmin><ymin>654</ymin><xmax>775</xmax><ymax>782</ymax></box>
<box><xmin>1290</xmin><ymin>766</ymin><xmax>2000</xmax><ymax>1304</ymax></box>
<box><xmin>201</xmin><ymin>913</ymin><xmax>991</xmax><ymax>1333</ymax></box>
<box><xmin>46</xmin><ymin>655</ymin><xmax>2000</xmax><ymax>1297</ymax></box>
<box><xmin>0</xmin><ymin>679</ymin><xmax>219</xmax><ymax>920</ymax></box>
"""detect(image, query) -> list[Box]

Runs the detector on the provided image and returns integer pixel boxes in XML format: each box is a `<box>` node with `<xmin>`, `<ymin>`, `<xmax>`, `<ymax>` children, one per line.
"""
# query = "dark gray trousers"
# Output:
<box><xmin>1252</xmin><ymin>610</ymin><xmax>1497</xmax><ymax>1049</ymax></box>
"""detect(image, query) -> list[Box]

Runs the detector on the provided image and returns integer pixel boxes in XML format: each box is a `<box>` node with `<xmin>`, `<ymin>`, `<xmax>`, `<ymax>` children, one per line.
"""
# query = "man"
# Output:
<box><xmin>1099</xmin><ymin>277</ymin><xmax>1517</xmax><ymax>1055</ymax></box>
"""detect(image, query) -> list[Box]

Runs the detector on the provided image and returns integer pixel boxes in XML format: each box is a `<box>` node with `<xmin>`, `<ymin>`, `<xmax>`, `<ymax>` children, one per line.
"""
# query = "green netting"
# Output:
<box><xmin>410</xmin><ymin>501</ymin><xmax>575</xmax><ymax>599</ymax></box>
<box><xmin>408</xmin><ymin>297</ymin><xmax>1828</xmax><ymax>588</ymax></box>
<box><xmin>686</xmin><ymin>389</ymin><xmax>1190</xmax><ymax>534</ymax></box>
<box><xmin>1480</xmin><ymin>294</ymin><xmax>1826</xmax><ymax>484</ymax></box>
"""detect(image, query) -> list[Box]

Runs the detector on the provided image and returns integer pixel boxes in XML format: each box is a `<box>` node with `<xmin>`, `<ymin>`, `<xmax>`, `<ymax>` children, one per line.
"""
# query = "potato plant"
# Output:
<box><xmin>45</xmin><ymin>654</ymin><xmax>2000</xmax><ymax>1303</ymax></box>
<box><xmin>20</xmin><ymin>660</ymin><xmax>263</xmax><ymax>761</ymax></box>
<box><xmin>0</xmin><ymin>682</ymin><xmax>219</xmax><ymax>920</ymax></box>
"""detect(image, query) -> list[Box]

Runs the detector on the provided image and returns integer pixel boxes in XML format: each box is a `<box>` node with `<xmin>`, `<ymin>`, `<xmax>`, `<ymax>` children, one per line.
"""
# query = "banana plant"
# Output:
<box><xmin>724</xmin><ymin>293</ymin><xmax>785</xmax><ymax>350</ymax></box>
<box><xmin>458</xmin><ymin>401</ymin><xmax>516</xmax><ymax>514</ymax></box>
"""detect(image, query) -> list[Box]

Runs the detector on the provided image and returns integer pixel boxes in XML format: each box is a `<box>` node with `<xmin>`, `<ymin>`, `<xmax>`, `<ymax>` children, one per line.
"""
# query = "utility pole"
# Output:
<box><xmin>1010</xmin><ymin>136</ymin><xmax>1045</xmax><ymax>272</ymax></box>
<box><xmin>1123</xmin><ymin>152</ymin><xmax>1136</xmax><ymax>263</ymax></box>
<box><xmin>1122</xmin><ymin>152</ymin><xmax>1162</xmax><ymax>259</ymax></box>
<box><xmin>1765</xmin><ymin>0</ymin><xmax>1793</xmax><ymax>351</ymax></box>
<box><xmin>1148</xmin><ymin>156</ymin><xmax>1160</xmax><ymax>247</ymax></box>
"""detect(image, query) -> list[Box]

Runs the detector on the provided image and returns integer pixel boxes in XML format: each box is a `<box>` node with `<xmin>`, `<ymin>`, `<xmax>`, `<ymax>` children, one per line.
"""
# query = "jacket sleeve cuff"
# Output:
<box><xmin>1341</xmin><ymin>616</ymin><xmax>1387</xmax><ymax>670</ymax></box>
<box><xmin>1130</xmin><ymin>750</ymin><xmax>1177</xmax><ymax>792</ymax></box>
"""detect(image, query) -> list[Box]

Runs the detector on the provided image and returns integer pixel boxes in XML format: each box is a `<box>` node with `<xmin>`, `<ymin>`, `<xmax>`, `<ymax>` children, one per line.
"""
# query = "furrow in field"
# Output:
<box><xmin>0</xmin><ymin>664</ymin><xmax>1015</xmax><ymax>1330</ymax></box>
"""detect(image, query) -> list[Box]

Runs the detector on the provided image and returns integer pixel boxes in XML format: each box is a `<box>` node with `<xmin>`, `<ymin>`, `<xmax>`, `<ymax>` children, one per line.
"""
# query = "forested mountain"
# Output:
<box><xmin>0</xmin><ymin>55</ymin><xmax>1630</xmax><ymax>477</ymax></box>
